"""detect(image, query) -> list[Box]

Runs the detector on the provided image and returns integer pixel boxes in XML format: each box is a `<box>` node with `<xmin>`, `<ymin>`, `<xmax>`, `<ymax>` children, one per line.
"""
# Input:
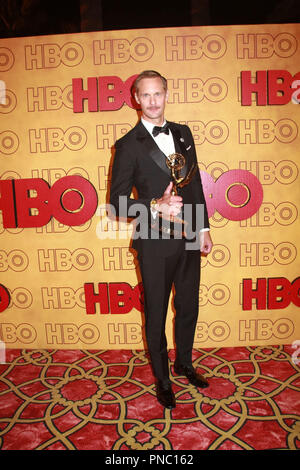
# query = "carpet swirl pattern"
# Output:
<box><xmin>0</xmin><ymin>346</ymin><xmax>299</xmax><ymax>450</ymax></box>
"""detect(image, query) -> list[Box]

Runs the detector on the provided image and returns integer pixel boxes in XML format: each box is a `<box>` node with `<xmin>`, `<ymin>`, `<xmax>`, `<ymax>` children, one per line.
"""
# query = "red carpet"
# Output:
<box><xmin>0</xmin><ymin>346</ymin><xmax>299</xmax><ymax>450</ymax></box>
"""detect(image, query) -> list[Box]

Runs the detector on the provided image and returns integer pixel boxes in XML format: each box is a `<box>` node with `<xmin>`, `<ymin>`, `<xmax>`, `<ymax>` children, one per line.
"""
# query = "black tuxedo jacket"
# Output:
<box><xmin>109</xmin><ymin>120</ymin><xmax>209</xmax><ymax>256</ymax></box>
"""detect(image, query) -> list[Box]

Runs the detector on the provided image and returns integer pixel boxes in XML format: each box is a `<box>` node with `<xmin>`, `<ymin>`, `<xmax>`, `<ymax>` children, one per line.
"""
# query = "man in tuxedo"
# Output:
<box><xmin>110</xmin><ymin>70</ymin><xmax>213</xmax><ymax>409</ymax></box>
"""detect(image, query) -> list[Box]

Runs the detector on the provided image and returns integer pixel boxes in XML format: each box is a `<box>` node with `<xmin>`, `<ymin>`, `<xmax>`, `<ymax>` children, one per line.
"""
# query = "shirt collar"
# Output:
<box><xmin>141</xmin><ymin>118</ymin><xmax>167</xmax><ymax>135</ymax></box>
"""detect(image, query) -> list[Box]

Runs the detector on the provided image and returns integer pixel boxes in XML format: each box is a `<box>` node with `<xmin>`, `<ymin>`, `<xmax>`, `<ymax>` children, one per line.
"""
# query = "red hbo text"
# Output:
<box><xmin>241</xmin><ymin>70</ymin><xmax>300</xmax><ymax>105</ymax></box>
<box><xmin>72</xmin><ymin>75</ymin><xmax>138</xmax><ymax>112</ymax></box>
<box><xmin>84</xmin><ymin>282</ymin><xmax>144</xmax><ymax>314</ymax></box>
<box><xmin>0</xmin><ymin>175</ymin><xmax>98</xmax><ymax>228</ymax></box>
<box><xmin>0</xmin><ymin>284</ymin><xmax>10</xmax><ymax>313</ymax></box>
<box><xmin>201</xmin><ymin>169</ymin><xmax>263</xmax><ymax>220</ymax></box>
<box><xmin>242</xmin><ymin>277</ymin><xmax>300</xmax><ymax>310</ymax></box>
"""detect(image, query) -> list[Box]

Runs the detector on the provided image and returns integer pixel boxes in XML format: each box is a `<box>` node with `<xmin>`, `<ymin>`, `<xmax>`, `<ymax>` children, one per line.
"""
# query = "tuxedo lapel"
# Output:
<box><xmin>168</xmin><ymin>123</ymin><xmax>186</xmax><ymax>155</ymax></box>
<box><xmin>167</xmin><ymin>122</ymin><xmax>189</xmax><ymax>178</ymax></box>
<box><xmin>136</xmin><ymin>121</ymin><xmax>171</xmax><ymax>177</ymax></box>
<box><xmin>134</xmin><ymin>120</ymin><xmax>192</xmax><ymax>179</ymax></box>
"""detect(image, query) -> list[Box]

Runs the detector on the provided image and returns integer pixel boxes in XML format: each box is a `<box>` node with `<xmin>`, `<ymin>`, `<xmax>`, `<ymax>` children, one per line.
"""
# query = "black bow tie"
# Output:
<box><xmin>152</xmin><ymin>123</ymin><xmax>169</xmax><ymax>137</ymax></box>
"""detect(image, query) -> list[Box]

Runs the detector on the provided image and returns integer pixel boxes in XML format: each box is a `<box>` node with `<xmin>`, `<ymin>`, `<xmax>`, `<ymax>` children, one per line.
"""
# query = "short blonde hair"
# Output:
<box><xmin>133</xmin><ymin>70</ymin><xmax>168</xmax><ymax>94</ymax></box>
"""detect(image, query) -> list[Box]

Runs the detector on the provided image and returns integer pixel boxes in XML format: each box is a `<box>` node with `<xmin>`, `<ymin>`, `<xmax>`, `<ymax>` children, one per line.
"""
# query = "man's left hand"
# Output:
<box><xmin>200</xmin><ymin>231</ymin><xmax>213</xmax><ymax>255</ymax></box>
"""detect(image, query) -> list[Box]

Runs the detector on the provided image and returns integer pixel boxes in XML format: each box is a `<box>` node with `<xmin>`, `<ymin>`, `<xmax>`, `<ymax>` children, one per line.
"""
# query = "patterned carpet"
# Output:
<box><xmin>0</xmin><ymin>345</ymin><xmax>299</xmax><ymax>450</ymax></box>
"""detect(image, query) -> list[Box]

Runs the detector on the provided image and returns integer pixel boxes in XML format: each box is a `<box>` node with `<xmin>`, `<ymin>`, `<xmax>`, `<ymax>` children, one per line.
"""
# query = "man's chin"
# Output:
<box><xmin>145</xmin><ymin>113</ymin><xmax>162</xmax><ymax>121</ymax></box>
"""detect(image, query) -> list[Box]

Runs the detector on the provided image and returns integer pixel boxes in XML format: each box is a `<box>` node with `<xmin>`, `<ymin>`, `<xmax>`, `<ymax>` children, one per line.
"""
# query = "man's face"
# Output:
<box><xmin>135</xmin><ymin>77</ymin><xmax>168</xmax><ymax>125</ymax></box>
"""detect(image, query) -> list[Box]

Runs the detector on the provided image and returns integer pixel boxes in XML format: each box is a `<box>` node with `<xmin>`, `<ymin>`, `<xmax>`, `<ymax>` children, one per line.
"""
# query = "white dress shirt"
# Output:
<box><xmin>141</xmin><ymin>118</ymin><xmax>175</xmax><ymax>157</ymax></box>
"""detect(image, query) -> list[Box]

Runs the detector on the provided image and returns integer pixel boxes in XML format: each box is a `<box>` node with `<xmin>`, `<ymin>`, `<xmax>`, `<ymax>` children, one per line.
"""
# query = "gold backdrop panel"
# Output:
<box><xmin>0</xmin><ymin>24</ymin><xmax>299</xmax><ymax>349</ymax></box>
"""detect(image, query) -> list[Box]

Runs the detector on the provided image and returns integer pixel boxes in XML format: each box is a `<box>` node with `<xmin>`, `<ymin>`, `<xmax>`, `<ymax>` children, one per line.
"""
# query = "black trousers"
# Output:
<box><xmin>138</xmin><ymin>241</ymin><xmax>201</xmax><ymax>385</ymax></box>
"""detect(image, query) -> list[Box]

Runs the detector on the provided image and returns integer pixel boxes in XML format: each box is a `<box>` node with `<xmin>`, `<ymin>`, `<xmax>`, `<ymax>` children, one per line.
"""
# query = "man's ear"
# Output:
<box><xmin>134</xmin><ymin>92</ymin><xmax>140</xmax><ymax>104</ymax></box>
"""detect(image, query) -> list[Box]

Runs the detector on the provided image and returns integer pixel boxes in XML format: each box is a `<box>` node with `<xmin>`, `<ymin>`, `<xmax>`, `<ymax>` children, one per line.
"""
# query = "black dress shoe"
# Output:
<box><xmin>174</xmin><ymin>364</ymin><xmax>209</xmax><ymax>388</ymax></box>
<box><xmin>156</xmin><ymin>382</ymin><xmax>176</xmax><ymax>409</ymax></box>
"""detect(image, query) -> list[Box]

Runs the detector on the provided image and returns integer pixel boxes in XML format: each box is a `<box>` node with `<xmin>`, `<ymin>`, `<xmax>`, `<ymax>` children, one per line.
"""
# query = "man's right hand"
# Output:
<box><xmin>155</xmin><ymin>182</ymin><xmax>183</xmax><ymax>217</ymax></box>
